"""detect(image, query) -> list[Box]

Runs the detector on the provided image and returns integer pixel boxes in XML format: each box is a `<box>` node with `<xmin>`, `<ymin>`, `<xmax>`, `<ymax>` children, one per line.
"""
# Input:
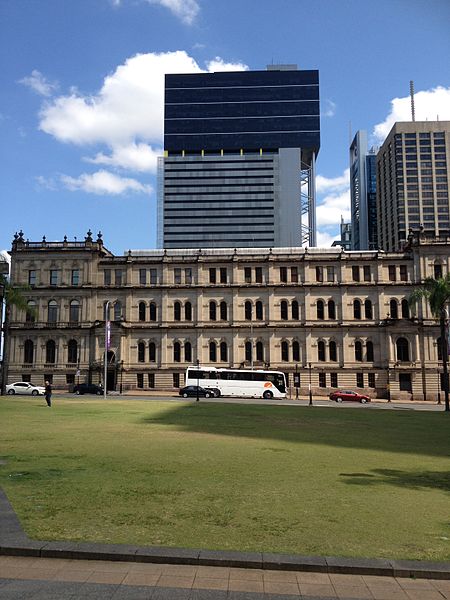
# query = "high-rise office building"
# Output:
<box><xmin>349</xmin><ymin>130</ymin><xmax>378</xmax><ymax>250</ymax></box>
<box><xmin>158</xmin><ymin>66</ymin><xmax>320</xmax><ymax>249</ymax></box>
<box><xmin>376</xmin><ymin>121</ymin><xmax>450</xmax><ymax>251</ymax></box>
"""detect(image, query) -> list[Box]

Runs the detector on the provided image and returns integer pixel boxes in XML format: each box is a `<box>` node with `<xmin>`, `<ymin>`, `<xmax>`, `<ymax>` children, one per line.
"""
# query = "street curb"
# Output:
<box><xmin>1</xmin><ymin>489</ymin><xmax>449</xmax><ymax>580</ymax></box>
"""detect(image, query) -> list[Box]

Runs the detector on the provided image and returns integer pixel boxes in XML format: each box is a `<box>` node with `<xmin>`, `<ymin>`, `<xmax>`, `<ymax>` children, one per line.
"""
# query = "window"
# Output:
<box><xmin>26</xmin><ymin>300</ymin><xmax>36</xmax><ymax>323</ymax></box>
<box><xmin>327</xmin><ymin>266</ymin><xmax>335</xmax><ymax>282</ymax></box>
<box><xmin>114</xmin><ymin>301</ymin><xmax>122</xmax><ymax>321</ymax></box>
<box><xmin>255</xmin><ymin>301</ymin><xmax>263</xmax><ymax>320</ymax></box>
<box><xmin>184</xmin><ymin>302</ymin><xmax>192</xmax><ymax>321</ymax></box>
<box><xmin>48</xmin><ymin>300</ymin><xmax>58</xmax><ymax>323</ymax></box>
<box><xmin>256</xmin><ymin>341</ymin><xmax>264</xmax><ymax>362</ymax></box>
<box><xmin>71</xmin><ymin>270</ymin><xmax>80</xmax><ymax>286</ymax></box>
<box><xmin>45</xmin><ymin>340</ymin><xmax>56</xmax><ymax>364</ymax></box>
<box><xmin>365</xmin><ymin>299</ymin><xmax>373</xmax><ymax>319</ymax></box>
<box><xmin>291</xmin><ymin>267</ymin><xmax>298</xmax><ymax>283</ymax></box>
<box><xmin>280</xmin><ymin>300</ymin><xmax>288</xmax><ymax>320</ymax></box>
<box><xmin>292</xmin><ymin>300</ymin><xmax>299</xmax><ymax>320</ymax></box>
<box><xmin>366</xmin><ymin>341</ymin><xmax>374</xmax><ymax>362</ymax></box>
<box><xmin>329</xmin><ymin>341</ymin><xmax>337</xmax><ymax>362</ymax></box>
<box><xmin>388</xmin><ymin>265</ymin><xmax>396</xmax><ymax>281</ymax></box>
<box><xmin>318</xmin><ymin>340</ymin><xmax>326</xmax><ymax>361</ymax></box>
<box><xmin>67</xmin><ymin>300</ymin><xmax>79</xmax><ymax>323</ymax></box>
<box><xmin>139</xmin><ymin>269</ymin><xmax>146</xmax><ymax>285</ymax></box>
<box><xmin>437</xmin><ymin>337</ymin><xmax>443</xmax><ymax>361</ymax></box>
<box><xmin>245</xmin><ymin>341</ymin><xmax>252</xmax><ymax>362</ymax></box>
<box><xmin>292</xmin><ymin>341</ymin><xmax>300</xmax><ymax>362</ymax></box>
<box><xmin>330</xmin><ymin>372</ymin><xmax>338</xmax><ymax>388</ymax></box>
<box><xmin>396</xmin><ymin>337</ymin><xmax>410</xmax><ymax>362</ymax></box>
<box><xmin>24</xmin><ymin>339</ymin><xmax>34</xmax><ymax>364</ymax></box>
<box><xmin>328</xmin><ymin>300</ymin><xmax>336</xmax><ymax>319</ymax></box>
<box><xmin>209</xmin><ymin>301</ymin><xmax>217</xmax><ymax>321</ymax></box>
<box><xmin>174</xmin><ymin>302</ymin><xmax>181</xmax><ymax>321</ymax></box>
<box><xmin>352</xmin><ymin>266</ymin><xmax>360</xmax><ymax>282</ymax></box>
<box><xmin>363</xmin><ymin>266</ymin><xmax>371</xmax><ymax>282</ymax></box>
<box><xmin>173</xmin><ymin>373</ymin><xmax>180</xmax><ymax>388</ymax></box>
<box><xmin>66</xmin><ymin>374</ymin><xmax>75</xmax><ymax>385</ymax></box>
<box><xmin>138</xmin><ymin>302</ymin><xmax>146</xmax><ymax>322</ymax></box>
<box><xmin>67</xmin><ymin>339</ymin><xmax>77</xmax><ymax>364</ymax></box>
<box><xmin>149</xmin><ymin>342</ymin><xmax>156</xmax><ymax>362</ymax></box>
<box><xmin>115</xmin><ymin>269</ymin><xmax>123</xmax><ymax>286</ymax></box>
<box><xmin>244</xmin><ymin>267</ymin><xmax>251</xmax><ymax>283</ymax></box>
<box><xmin>220</xmin><ymin>268</ymin><xmax>227</xmax><ymax>284</ymax></box>
<box><xmin>434</xmin><ymin>264</ymin><xmax>443</xmax><ymax>279</ymax></box>
<box><xmin>245</xmin><ymin>301</ymin><xmax>252</xmax><ymax>320</ymax></box>
<box><xmin>319</xmin><ymin>372</ymin><xmax>326</xmax><ymax>387</ymax></box>
<box><xmin>28</xmin><ymin>270</ymin><xmax>36</xmax><ymax>286</ymax></box>
<box><xmin>50</xmin><ymin>269</ymin><xmax>59</xmax><ymax>285</ymax></box>
<box><xmin>355</xmin><ymin>341</ymin><xmax>363</xmax><ymax>361</ymax></box>
<box><xmin>220</xmin><ymin>301</ymin><xmax>227</xmax><ymax>321</ymax></box>
<box><xmin>220</xmin><ymin>341</ymin><xmax>228</xmax><ymax>362</ymax></box>
<box><xmin>315</xmin><ymin>266</ymin><xmax>323</xmax><ymax>282</ymax></box>
<box><xmin>149</xmin><ymin>302</ymin><xmax>157</xmax><ymax>322</ymax></box>
<box><xmin>356</xmin><ymin>373</ymin><xmax>364</xmax><ymax>388</ymax></box>
<box><xmin>317</xmin><ymin>300</ymin><xmax>324</xmax><ymax>320</ymax></box>
<box><xmin>209</xmin><ymin>268</ymin><xmax>216</xmax><ymax>284</ymax></box>
<box><xmin>185</xmin><ymin>268</ymin><xmax>192</xmax><ymax>284</ymax></box>
<box><xmin>44</xmin><ymin>374</ymin><xmax>53</xmax><ymax>385</ymax></box>
<box><xmin>401</xmin><ymin>299</ymin><xmax>410</xmax><ymax>319</ymax></box>
<box><xmin>174</xmin><ymin>268</ymin><xmax>182</xmax><ymax>284</ymax></box>
<box><xmin>173</xmin><ymin>342</ymin><xmax>181</xmax><ymax>362</ymax></box>
<box><xmin>281</xmin><ymin>341</ymin><xmax>289</xmax><ymax>362</ymax></box>
<box><xmin>148</xmin><ymin>373</ymin><xmax>155</xmax><ymax>388</ymax></box>
<box><xmin>138</xmin><ymin>342</ymin><xmax>145</xmax><ymax>362</ymax></box>
<box><xmin>353</xmin><ymin>299</ymin><xmax>361</xmax><ymax>320</ymax></box>
<box><xmin>399</xmin><ymin>265</ymin><xmax>408</xmax><ymax>282</ymax></box>
<box><xmin>104</xmin><ymin>270</ymin><xmax>111</xmax><ymax>286</ymax></box>
<box><xmin>390</xmin><ymin>299</ymin><xmax>398</xmax><ymax>319</ymax></box>
<box><xmin>150</xmin><ymin>269</ymin><xmax>157</xmax><ymax>285</ymax></box>
<box><xmin>255</xmin><ymin>267</ymin><xmax>263</xmax><ymax>283</ymax></box>
<box><xmin>368</xmin><ymin>373</ymin><xmax>375</xmax><ymax>388</ymax></box>
<box><xmin>209</xmin><ymin>341</ymin><xmax>217</xmax><ymax>362</ymax></box>
<box><xmin>280</xmin><ymin>267</ymin><xmax>288</xmax><ymax>283</ymax></box>
<box><xmin>137</xmin><ymin>374</ymin><xmax>144</xmax><ymax>389</ymax></box>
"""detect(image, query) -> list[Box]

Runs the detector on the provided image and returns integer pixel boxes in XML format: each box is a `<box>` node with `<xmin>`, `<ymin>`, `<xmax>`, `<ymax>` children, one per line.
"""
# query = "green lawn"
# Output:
<box><xmin>1</xmin><ymin>397</ymin><xmax>449</xmax><ymax>561</ymax></box>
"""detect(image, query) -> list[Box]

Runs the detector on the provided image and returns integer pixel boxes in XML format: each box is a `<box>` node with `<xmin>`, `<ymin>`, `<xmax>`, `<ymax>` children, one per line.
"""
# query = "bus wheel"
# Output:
<box><xmin>263</xmin><ymin>390</ymin><xmax>273</xmax><ymax>399</ymax></box>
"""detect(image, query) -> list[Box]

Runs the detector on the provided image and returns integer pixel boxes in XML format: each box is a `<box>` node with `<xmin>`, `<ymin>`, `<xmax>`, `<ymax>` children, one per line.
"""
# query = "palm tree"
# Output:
<box><xmin>409</xmin><ymin>274</ymin><xmax>450</xmax><ymax>412</ymax></box>
<box><xmin>0</xmin><ymin>273</ymin><xmax>33</xmax><ymax>395</ymax></box>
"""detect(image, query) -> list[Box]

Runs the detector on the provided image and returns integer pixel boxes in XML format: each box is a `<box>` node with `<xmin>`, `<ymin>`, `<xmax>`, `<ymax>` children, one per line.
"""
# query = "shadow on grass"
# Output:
<box><xmin>140</xmin><ymin>401</ymin><xmax>450</xmax><ymax>458</ymax></box>
<box><xmin>340</xmin><ymin>469</ymin><xmax>450</xmax><ymax>493</ymax></box>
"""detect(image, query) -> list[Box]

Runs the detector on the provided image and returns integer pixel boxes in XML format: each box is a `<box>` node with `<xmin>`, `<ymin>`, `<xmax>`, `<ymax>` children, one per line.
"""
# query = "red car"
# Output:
<box><xmin>329</xmin><ymin>390</ymin><xmax>371</xmax><ymax>403</ymax></box>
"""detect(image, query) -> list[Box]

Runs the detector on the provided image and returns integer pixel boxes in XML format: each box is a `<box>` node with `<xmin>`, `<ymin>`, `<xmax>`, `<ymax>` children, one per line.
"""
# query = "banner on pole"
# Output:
<box><xmin>106</xmin><ymin>321</ymin><xmax>111</xmax><ymax>351</ymax></box>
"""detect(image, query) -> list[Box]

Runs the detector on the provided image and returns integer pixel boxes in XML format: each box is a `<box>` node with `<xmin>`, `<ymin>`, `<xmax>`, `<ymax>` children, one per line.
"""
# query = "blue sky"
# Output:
<box><xmin>1</xmin><ymin>0</ymin><xmax>450</xmax><ymax>256</ymax></box>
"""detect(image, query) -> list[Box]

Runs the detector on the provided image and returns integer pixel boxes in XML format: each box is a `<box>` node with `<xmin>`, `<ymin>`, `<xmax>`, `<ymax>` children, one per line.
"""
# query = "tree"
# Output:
<box><xmin>409</xmin><ymin>274</ymin><xmax>450</xmax><ymax>412</ymax></box>
<box><xmin>0</xmin><ymin>273</ymin><xmax>33</xmax><ymax>395</ymax></box>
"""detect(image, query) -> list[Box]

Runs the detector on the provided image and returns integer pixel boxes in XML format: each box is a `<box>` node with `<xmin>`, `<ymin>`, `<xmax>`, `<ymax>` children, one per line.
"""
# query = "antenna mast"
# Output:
<box><xmin>410</xmin><ymin>80</ymin><xmax>415</xmax><ymax>122</ymax></box>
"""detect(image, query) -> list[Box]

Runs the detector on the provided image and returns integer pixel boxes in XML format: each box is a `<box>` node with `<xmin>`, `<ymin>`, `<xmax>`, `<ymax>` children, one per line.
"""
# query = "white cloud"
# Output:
<box><xmin>316</xmin><ymin>189</ymin><xmax>351</xmax><ymax>228</ymax></box>
<box><xmin>321</xmin><ymin>99</ymin><xmax>336</xmax><ymax>118</ymax></box>
<box><xmin>374</xmin><ymin>85</ymin><xmax>450</xmax><ymax>142</ymax></box>
<box><xmin>1</xmin><ymin>250</ymin><xmax>11</xmax><ymax>265</ymax></box>
<box><xmin>35</xmin><ymin>175</ymin><xmax>58</xmax><ymax>191</ymax></box>
<box><xmin>60</xmin><ymin>170</ymin><xmax>152</xmax><ymax>195</ymax></box>
<box><xmin>84</xmin><ymin>142</ymin><xmax>160</xmax><ymax>173</ymax></box>
<box><xmin>145</xmin><ymin>0</ymin><xmax>200</xmax><ymax>24</ymax></box>
<box><xmin>18</xmin><ymin>69</ymin><xmax>58</xmax><ymax>97</ymax></box>
<box><xmin>316</xmin><ymin>168</ymin><xmax>349</xmax><ymax>194</ymax></box>
<box><xmin>206</xmin><ymin>57</ymin><xmax>249</xmax><ymax>72</ymax></box>
<box><xmin>316</xmin><ymin>230</ymin><xmax>339</xmax><ymax>248</ymax></box>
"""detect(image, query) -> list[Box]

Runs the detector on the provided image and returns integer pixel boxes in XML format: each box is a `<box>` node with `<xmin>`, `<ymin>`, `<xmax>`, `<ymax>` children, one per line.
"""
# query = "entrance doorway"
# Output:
<box><xmin>399</xmin><ymin>373</ymin><xmax>412</xmax><ymax>392</ymax></box>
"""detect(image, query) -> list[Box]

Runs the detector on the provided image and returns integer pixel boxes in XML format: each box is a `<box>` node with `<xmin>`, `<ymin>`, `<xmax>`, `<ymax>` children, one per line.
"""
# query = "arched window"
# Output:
<box><xmin>26</xmin><ymin>300</ymin><xmax>36</xmax><ymax>323</ymax></box>
<box><xmin>280</xmin><ymin>300</ymin><xmax>288</xmax><ymax>320</ymax></box>
<box><xmin>292</xmin><ymin>340</ymin><xmax>300</xmax><ymax>362</ymax></box>
<box><xmin>366</xmin><ymin>341</ymin><xmax>374</xmax><ymax>362</ymax></box>
<box><xmin>149</xmin><ymin>342</ymin><xmax>156</xmax><ymax>362</ymax></box>
<box><xmin>220</xmin><ymin>301</ymin><xmax>227</xmax><ymax>321</ymax></box>
<box><xmin>48</xmin><ymin>300</ymin><xmax>58</xmax><ymax>323</ymax></box>
<box><xmin>364</xmin><ymin>299</ymin><xmax>373</xmax><ymax>319</ymax></box>
<box><xmin>396</xmin><ymin>337</ymin><xmax>410</xmax><ymax>362</ymax></box>
<box><xmin>329</xmin><ymin>340</ymin><xmax>337</xmax><ymax>362</ymax></box>
<box><xmin>69</xmin><ymin>300</ymin><xmax>80</xmax><ymax>323</ymax></box>
<box><xmin>149</xmin><ymin>302</ymin><xmax>157</xmax><ymax>322</ymax></box>
<box><xmin>173</xmin><ymin>341</ymin><xmax>181</xmax><ymax>362</ymax></box>
<box><xmin>138</xmin><ymin>302</ymin><xmax>146</xmax><ymax>322</ymax></box>
<box><xmin>220</xmin><ymin>341</ymin><xmax>227</xmax><ymax>362</ymax></box>
<box><xmin>292</xmin><ymin>300</ymin><xmax>299</xmax><ymax>320</ymax></box>
<box><xmin>255</xmin><ymin>301</ymin><xmax>263</xmax><ymax>320</ymax></box>
<box><xmin>281</xmin><ymin>341</ymin><xmax>289</xmax><ymax>362</ymax></box>
<box><xmin>114</xmin><ymin>301</ymin><xmax>122</xmax><ymax>321</ymax></box>
<box><xmin>68</xmin><ymin>339</ymin><xmax>78</xmax><ymax>364</ymax></box>
<box><xmin>245</xmin><ymin>301</ymin><xmax>252</xmax><ymax>320</ymax></box>
<box><xmin>390</xmin><ymin>299</ymin><xmax>398</xmax><ymax>319</ymax></box>
<box><xmin>318</xmin><ymin>340</ymin><xmax>326</xmax><ymax>361</ymax></box>
<box><xmin>317</xmin><ymin>300</ymin><xmax>324</xmax><ymax>320</ymax></box>
<box><xmin>353</xmin><ymin>299</ymin><xmax>361</xmax><ymax>320</ymax></box>
<box><xmin>184</xmin><ymin>342</ymin><xmax>192</xmax><ymax>363</ymax></box>
<box><xmin>355</xmin><ymin>341</ymin><xmax>363</xmax><ymax>361</ymax></box>
<box><xmin>328</xmin><ymin>300</ymin><xmax>336</xmax><ymax>320</ymax></box>
<box><xmin>209</xmin><ymin>341</ymin><xmax>217</xmax><ymax>362</ymax></box>
<box><xmin>256</xmin><ymin>341</ymin><xmax>264</xmax><ymax>361</ymax></box>
<box><xmin>209</xmin><ymin>301</ymin><xmax>217</xmax><ymax>321</ymax></box>
<box><xmin>185</xmin><ymin>302</ymin><xmax>192</xmax><ymax>321</ymax></box>
<box><xmin>245</xmin><ymin>341</ymin><xmax>252</xmax><ymax>362</ymax></box>
<box><xmin>401</xmin><ymin>299</ymin><xmax>410</xmax><ymax>319</ymax></box>
<box><xmin>24</xmin><ymin>339</ymin><xmax>34</xmax><ymax>364</ymax></box>
<box><xmin>174</xmin><ymin>301</ymin><xmax>181</xmax><ymax>321</ymax></box>
<box><xmin>46</xmin><ymin>340</ymin><xmax>56</xmax><ymax>364</ymax></box>
<box><xmin>138</xmin><ymin>342</ymin><xmax>145</xmax><ymax>362</ymax></box>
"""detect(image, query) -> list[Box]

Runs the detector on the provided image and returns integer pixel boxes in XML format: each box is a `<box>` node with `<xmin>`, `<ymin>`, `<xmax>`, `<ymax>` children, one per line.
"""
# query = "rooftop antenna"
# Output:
<box><xmin>410</xmin><ymin>80</ymin><xmax>415</xmax><ymax>122</ymax></box>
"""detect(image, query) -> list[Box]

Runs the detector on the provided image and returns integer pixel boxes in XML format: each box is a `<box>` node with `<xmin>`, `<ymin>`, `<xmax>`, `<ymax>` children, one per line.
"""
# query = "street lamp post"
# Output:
<box><xmin>308</xmin><ymin>362</ymin><xmax>313</xmax><ymax>406</ymax></box>
<box><xmin>196</xmin><ymin>358</ymin><xmax>200</xmax><ymax>402</ymax></box>
<box><xmin>104</xmin><ymin>301</ymin><xmax>110</xmax><ymax>400</ymax></box>
<box><xmin>295</xmin><ymin>363</ymin><xmax>299</xmax><ymax>400</ymax></box>
<box><xmin>120</xmin><ymin>360</ymin><xmax>124</xmax><ymax>395</ymax></box>
<box><xmin>386</xmin><ymin>365</ymin><xmax>391</xmax><ymax>403</ymax></box>
<box><xmin>437</xmin><ymin>368</ymin><xmax>442</xmax><ymax>405</ymax></box>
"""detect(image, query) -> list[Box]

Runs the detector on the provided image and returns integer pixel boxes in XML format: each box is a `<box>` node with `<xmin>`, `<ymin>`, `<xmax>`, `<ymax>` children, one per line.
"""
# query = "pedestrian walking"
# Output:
<box><xmin>44</xmin><ymin>380</ymin><xmax>52</xmax><ymax>407</ymax></box>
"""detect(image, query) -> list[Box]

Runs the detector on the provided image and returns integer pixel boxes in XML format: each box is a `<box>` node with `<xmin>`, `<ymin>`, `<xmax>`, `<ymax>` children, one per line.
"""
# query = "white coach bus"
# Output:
<box><xmin>185</xmin><ymin>366</ymin><xmax>287</xmax><ymax>399</ymax></box>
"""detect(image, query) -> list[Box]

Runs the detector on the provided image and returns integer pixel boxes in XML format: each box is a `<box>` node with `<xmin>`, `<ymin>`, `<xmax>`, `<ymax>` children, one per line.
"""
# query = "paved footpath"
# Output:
<box><xmin>2</xmin><ymin>555</ymin><xmax>450</xmax><ymax>599</ymax></box>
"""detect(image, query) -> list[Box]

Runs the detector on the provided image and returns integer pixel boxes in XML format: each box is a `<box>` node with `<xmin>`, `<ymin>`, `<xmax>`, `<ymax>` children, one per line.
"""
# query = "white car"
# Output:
<box><xmin>6</xmin><ymin>382</ymin><xmax>46</xmax><ymax>396</ymax></box>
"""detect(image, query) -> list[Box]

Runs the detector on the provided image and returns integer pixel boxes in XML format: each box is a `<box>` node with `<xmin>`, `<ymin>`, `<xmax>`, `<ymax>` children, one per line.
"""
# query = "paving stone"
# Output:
<box><xmin>199</xmin><ymin>550</ymin><xmax>262</xmax><ymax>568</ymax></box>
<box><xmin>263</xmin><ymin>552</ymin><xmax>327</xmax><ymax>572</ymax></box>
